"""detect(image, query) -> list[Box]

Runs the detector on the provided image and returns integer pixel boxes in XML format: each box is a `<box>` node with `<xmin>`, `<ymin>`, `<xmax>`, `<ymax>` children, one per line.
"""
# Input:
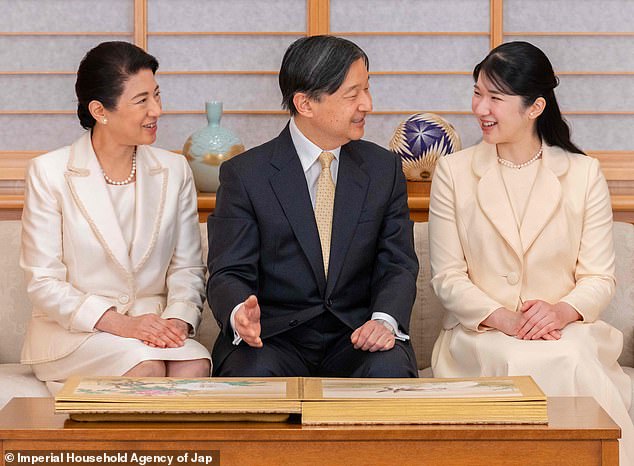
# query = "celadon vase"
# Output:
<box><xmin>183</xmin><ymin>101</ymin><xmax>245</xmax><ymax>192</ymax></box>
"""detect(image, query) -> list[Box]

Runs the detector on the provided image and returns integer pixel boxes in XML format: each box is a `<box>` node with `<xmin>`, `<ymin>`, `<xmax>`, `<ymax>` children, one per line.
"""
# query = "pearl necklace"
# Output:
<box><xmin>102</xmin><ymin>147</ymin><xmax>137</xmax><ymax>185</ymax></box>
<box><xmin>497</xmin><ymin>146</ymin><xmax>543</xmax><ymax>169</ymax></box>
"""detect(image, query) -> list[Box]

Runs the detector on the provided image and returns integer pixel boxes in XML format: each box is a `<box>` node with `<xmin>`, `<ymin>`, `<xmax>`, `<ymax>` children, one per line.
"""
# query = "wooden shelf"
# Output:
<box><xmin>3</xmin><ymin>192</ymin><xmax>634</xmax><ymax>223</ymax></box>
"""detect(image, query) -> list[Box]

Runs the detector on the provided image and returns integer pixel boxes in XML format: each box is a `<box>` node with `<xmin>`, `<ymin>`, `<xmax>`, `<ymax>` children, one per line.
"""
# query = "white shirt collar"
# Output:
<box><xmin>289</xmin><ymin>117</ymin><xmax>340</xmax><ymax>173</ymax></box>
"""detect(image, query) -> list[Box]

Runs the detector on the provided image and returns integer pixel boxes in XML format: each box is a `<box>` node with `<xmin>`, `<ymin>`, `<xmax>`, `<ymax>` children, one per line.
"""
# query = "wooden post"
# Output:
<box><xmin>134</xmin><ymin>0</ymin><xmax>147</xmax><ymax>49</ymax></box>
<box><xmin>490</xmin><ymin>0</ymin><xmax>504</xmax><ymax>49</ymax></box>
<box><xmin>308</xmin><ymin>0</ymin><xmax>329</xmax><ymax>36</ymax></box>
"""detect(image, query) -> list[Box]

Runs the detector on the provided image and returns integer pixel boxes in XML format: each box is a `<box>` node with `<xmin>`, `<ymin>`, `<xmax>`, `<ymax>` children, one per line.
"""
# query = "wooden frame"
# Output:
<box><xmin>1</xmin><ymin>0</ymin><xmax>633</xmax><ymax>217</ymax></box>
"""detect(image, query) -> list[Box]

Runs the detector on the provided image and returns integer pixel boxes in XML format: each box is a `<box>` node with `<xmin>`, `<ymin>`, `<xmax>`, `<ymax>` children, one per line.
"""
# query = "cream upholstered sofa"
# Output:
<box><xmin>1</xmin><ymin>220</ymin><xmax>633</xmax><ymax>420</ymax></box>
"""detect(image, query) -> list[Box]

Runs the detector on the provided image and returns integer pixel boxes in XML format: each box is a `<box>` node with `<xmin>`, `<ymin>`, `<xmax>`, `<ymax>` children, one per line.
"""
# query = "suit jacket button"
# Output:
<box><xmin>327</xmin><ymin>298</ymin><xmax>333</xmax><ymax>306</ymax></box>
<box><xmin>507</xmin><ymin>272</ymin><xmax>519</xmax><ymax>285</ymax></box>
<box><xmin>289</xmin><ymin>319</ymin><xmax>299</xmax><ymax>327</ymax></box>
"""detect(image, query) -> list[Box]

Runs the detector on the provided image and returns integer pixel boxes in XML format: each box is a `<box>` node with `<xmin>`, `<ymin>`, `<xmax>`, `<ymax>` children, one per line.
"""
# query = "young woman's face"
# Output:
<box><xmin>101</xmin><ymin>68</ymin><xmax>162</xmax><ymax>146</ymax></box>
<box><xmin>471</xmin><ymin>73</ymin><xmax>535</xmax><ymax>146</ymax></box>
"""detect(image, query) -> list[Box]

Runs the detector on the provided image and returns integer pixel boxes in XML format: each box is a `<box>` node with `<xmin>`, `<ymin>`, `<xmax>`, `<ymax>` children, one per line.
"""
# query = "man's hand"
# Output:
<box><xmin>234</xmin><ymin>295</ymin><xmax>263</xmax><ymax>348</ymax></box>
<box><xmin>351</xmin><ymin>320</ymin><xmax>395</xmax><ymax>352</ymax></box>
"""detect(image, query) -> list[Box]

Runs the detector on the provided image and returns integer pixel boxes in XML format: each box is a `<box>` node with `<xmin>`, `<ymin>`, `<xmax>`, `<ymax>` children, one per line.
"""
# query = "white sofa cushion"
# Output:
<box><xmin>409</xmin><ymin>222</ymin><xmax>444</xmax><ymax>370</ymax></box>
<box><xmin>0</xmin><ymin>364</ymin><xmax>49</xmax><ymax>408</ymax></box>
<box><xmin>623</xmin><ymin>366</ymin><xmax>634</xmax><ymax>420</ymax></box>
<box><xmin>602</xmin><ymin>222</ymin><xmax>634</xmax><ymax>368</ymax></box>
<box><xmin>0</xmin><ymin>221</ymin><xmax>31</xmax><ymax>364</ymax></box>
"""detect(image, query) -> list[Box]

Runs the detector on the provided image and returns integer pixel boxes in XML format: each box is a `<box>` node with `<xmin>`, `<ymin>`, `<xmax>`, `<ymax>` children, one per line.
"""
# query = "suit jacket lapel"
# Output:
<box><xmin>473</xmin><ymin>142</ymin><xmax>523</xmax><ymax>260</ymax></box>
<box><xmin>269</xmin><ymin>127</ymin><xmax>327</xmax><ymax>294</ymax></box>
<box><xmin>64</xmin><ymin>132</ymin><xmax>132</xmax><ymax>275</ymax></box>
<box><xmin>520</xmin><ymin>144</ymin><xmax>568</xmax><ymax>252</ymax></box>
<box><xmin>326</xmin><ymin>144</ymin><xmax>369</xmax><ymax>295</ymax></box>
<box><xmin>130</xmin><ymin>145</ymin><xmax>167</xmax><ymax>272</ymax></box>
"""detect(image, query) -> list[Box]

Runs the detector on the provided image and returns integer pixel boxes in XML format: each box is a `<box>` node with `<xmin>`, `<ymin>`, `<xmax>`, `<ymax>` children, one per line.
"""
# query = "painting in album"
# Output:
<box><xmin>57</xmin><ymin>376</ymin><xmax>292</xmax><ymax>402</ymax></box>
<box><xmin>322</xmin><ymin>379</ymin><xmax>519</xmax><ymax>398</ymax></box>
<box><xmin>303</xmin><ymin>376</ymin><xmax>545</xmax><ymax>401</ymax></box>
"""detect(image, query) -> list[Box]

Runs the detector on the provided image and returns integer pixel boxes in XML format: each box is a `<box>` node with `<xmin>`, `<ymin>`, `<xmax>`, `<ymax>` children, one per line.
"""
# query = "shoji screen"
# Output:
<box><xmin>329</xmin><ymin>0</ymin><xmax>491</xmax><ymax>150</ymax></box>
<box><xmin>0</xmin><ymin>0</ymin><xmax>135</xmax><ymax>192</ymax></box>
<box><xmin>504</xmin><ymin>0</ymin><xmax>634</xmax><ymax>195</ymax></box>
<box><xmin>1</xmin><ymin>0</ymin><xmax>632</xmax><ymax>220</ymax></box>
<box><xmin>146</xmin><ymin>0</ymin><xmax>307</xmax><ymax>152</ymax></box>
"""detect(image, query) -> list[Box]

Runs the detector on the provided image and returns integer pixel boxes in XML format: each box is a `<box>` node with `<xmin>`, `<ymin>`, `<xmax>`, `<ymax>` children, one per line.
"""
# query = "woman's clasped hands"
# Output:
<box><xmin>516</xmin><ymin>300</ymin><xmax>581</xmax><ymax>341</ymax></box>
<box><xmin>95</xmin><ymin>308</ymin><xmax>189</xmax><ymax>348</ymax></box>
<box><xmin>130</xmin><ymin>314</ymin><xmax>189</xmax><ymax>348</ymax></box>
<box><xmin>483</xmin><ymin>300</ymin><xmax>581</xmax><ymax>341</ymax></box>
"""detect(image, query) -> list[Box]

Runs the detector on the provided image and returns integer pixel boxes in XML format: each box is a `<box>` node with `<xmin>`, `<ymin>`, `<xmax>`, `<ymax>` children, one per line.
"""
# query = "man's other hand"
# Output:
<box><xmin>351</xmin><ymin>320</ymin><xmax>395</xmax><ymax>352</ymax></box>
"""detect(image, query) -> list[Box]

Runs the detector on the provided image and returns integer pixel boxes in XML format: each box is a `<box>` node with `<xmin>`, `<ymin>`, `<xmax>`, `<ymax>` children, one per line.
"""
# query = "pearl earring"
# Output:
<box><xmin>102</xmin><ymin>118</ymin><xmax>108</xmax><ymax>124</ymax></box>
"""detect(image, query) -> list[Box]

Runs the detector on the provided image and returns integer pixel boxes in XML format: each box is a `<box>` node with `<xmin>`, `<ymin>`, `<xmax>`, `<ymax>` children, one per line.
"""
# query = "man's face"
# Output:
<box><xmin>302</xmin><ymin>58</ymin><xmax>373</xmax><ymax>150</ymax></box>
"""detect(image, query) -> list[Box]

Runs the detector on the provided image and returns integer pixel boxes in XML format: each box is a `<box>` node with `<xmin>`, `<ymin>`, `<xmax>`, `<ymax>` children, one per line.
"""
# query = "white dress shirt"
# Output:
<box><xmin>230</xmin><ymin>118</ymin><xmax>409</xmax><ymax>343</ymax></box>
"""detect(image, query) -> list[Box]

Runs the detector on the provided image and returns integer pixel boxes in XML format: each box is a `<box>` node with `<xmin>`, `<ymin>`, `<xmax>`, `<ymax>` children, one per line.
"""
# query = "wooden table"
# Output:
<box><xmin>0</xmin><ymin>397</ymin><xmax>620</xmax><ymax>466</ymax></box>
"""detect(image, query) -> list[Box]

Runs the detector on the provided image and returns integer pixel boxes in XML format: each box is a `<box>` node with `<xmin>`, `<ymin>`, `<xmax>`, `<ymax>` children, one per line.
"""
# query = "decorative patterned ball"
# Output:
<box><xmin>389</xmin><ymin>113</ymin><xmax>461</xmax><ymax>181</ymax></box>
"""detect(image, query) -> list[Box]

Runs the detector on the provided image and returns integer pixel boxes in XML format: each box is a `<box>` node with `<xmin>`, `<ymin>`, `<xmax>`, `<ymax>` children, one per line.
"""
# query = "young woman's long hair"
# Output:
<box><xmin>473</xmin><ymin>41</ymin><xmax>584</xmax><ymax>155</ymax></box>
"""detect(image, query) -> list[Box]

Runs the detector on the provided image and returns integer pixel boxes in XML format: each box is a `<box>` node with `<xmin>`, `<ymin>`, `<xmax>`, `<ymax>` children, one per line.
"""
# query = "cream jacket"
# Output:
<box><xmin>20</xmin><ymin>132</ymin><xmax>205</xmax><ymax>364</ymax></box>
<box><xmin>429</xmin><ymin>142</ymin><xmax>616</xmax><ymax>332</ymax></box>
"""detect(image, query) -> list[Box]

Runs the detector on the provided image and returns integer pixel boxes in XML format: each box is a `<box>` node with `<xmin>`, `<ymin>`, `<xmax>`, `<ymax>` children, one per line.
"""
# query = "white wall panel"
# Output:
<box><xmin>331</xmin><ymin>0</ymin><xmax>489</xmax><ymax>32</ymax></box>
<box><xmin>0</xmin><ymin>0</ymin><xmax>133</xmax><ymax>32</ymax></box>
<box><xmin>148</xmin><ymin>0</ymin><xmax>305</xmax><ymax>32</ymax></box>
<box><xmin>0</xmin><ymin>115</ymin><xmax>84</xmax><ymax>151</ymax></box>
<box><xmin>557</xmin><ymin>76</ymin><xmax>634</xmax><ymax>112</ymax></box>
<box><xmin>0</xmin><ymin>75</ymin><xmax>76</xmax><ymax>111</ymax></box>
<box><xmin>0</xmin><ymin>36</ymin><xmax>134</xmax><ymax>71</ymax></box>
<box><xmin>504</xmin><ymin>36</ymin><xmax>634</xmax><ymax>72</ymax></box>
<box><xmin>505</xmin><ymin>0</ymin><xmax>634</xmax><ymax>32</ymax></box>
<box><xmin>567</xmin><ymin>116</ymin><xmax>634</xmax><ymax>151</ymax></box>
<box><xmin>148</xmin><ymin>36</ymin><xmax>300</xmax><ymax>71</ymax></box>
<box><xmin>370</xmin><ymin>75</ymin><xmax>473</xmax><ymax>111</ymax></box>
<box><xmin>350</xmin><ymin>36</ymin><xmax>489</xmax><ymax>71</ymax></box>
<box><xmin>158</xmin><ymin>75</ymin><xmax>281</xmax><ymax>111</ymax></box>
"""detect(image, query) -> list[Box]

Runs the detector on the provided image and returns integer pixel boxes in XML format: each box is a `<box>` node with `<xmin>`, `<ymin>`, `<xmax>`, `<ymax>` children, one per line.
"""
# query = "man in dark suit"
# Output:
<box><xmin>207</xmin><ymin>35</ymin><xmax>418</xmax><ymax>377</ymax></box>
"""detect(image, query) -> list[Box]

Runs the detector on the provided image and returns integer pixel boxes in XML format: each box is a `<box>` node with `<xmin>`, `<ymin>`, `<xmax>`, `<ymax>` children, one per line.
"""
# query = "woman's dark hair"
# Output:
<box><xmin>473</xmin><ymin>41</ymin><xmax>584</xmax><ymax>155</ymax></box>
<box><xmin>279</xmin><ymin>35</ymin><xmax>369</xmax><ymax>115</ymax></box>
<box><xmin>75</xmin><ymin>41</ymin><xmax>159</xmax><ymax>129</ymax></box>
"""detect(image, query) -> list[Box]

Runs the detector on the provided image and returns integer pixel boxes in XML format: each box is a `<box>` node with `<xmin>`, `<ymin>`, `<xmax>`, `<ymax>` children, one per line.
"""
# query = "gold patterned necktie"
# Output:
<box><xmin>315</xmin><ymin>151</ymin><xmax>335</xmax><ymax>276</ymax></box>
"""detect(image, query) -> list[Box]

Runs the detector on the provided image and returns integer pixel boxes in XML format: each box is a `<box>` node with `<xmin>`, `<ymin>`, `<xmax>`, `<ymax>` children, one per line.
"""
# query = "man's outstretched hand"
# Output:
<box><xmin>235</xmin><ymin>295</ymin><xmax>263</xmax><ymax>347</ymax></box>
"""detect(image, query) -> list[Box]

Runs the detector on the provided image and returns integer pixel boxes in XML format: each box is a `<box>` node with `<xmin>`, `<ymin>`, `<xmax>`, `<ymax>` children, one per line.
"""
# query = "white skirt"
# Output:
<box><xmin>432</xmin><ymin>320</ymin><xmax>634</xmax><ymax>465</ymax></box>
<box><xmin>31</xmin><ymin>331</ymin><xmax>211</xmax><ymax>383</ymax></box>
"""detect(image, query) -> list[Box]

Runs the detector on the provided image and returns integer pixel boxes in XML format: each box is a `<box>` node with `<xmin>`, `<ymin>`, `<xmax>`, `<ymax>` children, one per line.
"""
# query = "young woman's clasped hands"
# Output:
<box><xmin>482</xmin><ymin>301</ymin><xmax>580</xmax><ymax>340</ymax></box>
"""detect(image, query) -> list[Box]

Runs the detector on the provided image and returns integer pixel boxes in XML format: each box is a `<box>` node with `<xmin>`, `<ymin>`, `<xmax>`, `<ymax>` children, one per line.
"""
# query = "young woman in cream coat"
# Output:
<box><xmin>20</xmin><ymin>42</ymin><xmax>211</xmax><ymax>386</ymax></box>
<box><xmin>429</xmin><ymin>41</ymin><xmax>634</xmax><ymax>463</ymax></box>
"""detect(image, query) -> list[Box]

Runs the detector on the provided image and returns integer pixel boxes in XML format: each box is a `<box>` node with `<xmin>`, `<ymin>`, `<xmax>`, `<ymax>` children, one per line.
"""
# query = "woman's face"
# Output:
<box><xmin>102</xmin><ymin>68</ymin><xmax>162</xmax><ymax>146</ymax></box>
<box><xmin>471</xmin><ymin>72</ymin><xmax>534</xmax><ymax>146</ymax></box>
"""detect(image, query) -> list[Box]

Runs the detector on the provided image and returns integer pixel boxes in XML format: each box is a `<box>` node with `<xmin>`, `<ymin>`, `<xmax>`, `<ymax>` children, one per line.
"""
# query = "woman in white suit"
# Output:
<box><xmin>20</xmin><ymin>42</ymin><xmax>211</xmax><ymax>384</ymax></box>
<box><xmin>429</xmin><ymin>41</ymin><xmax>634</xmax><ymax>462</ymax></box>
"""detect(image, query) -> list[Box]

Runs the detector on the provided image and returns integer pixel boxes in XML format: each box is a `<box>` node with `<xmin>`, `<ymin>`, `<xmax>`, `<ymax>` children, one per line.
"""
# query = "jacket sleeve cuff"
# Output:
<box><xmin>230</xmin><ymin>302</ymin><xmax>244</xmax><ymax>345</ymax></box>
<box><xmin>559</xmin><ymin>298</ymin><xmax>586</xmax><ymax>322</ymax></box>
<box><xmin>371</xmin><ymin>312</ymin><xmax>410</xmax><ymax>341</ymax></box>
<box><xmin>71</xmin><ymin>295</ymin><xmax>116</xmax><ymax>333</ymax></box>
<box><xmin>162</xmin><ymin>301</ymin><xmax>201</xmax><ymax>336</ymax></box>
